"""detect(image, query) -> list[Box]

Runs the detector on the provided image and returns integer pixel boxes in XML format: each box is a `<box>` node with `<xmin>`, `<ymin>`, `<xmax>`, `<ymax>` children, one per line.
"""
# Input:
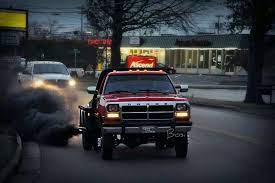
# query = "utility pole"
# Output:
<box><xmin>216</xmin><ymin>15</ymin><xmax>222</xmax><ymax>35</ymax></box>
<box><xmin>80</xmin><ymin>6</ymin><xmax>84</xmax><ymax>40</ymax></box>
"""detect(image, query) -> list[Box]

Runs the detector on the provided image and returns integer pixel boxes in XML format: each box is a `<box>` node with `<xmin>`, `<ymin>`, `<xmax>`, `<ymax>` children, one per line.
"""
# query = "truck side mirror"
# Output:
<box><xmin>87</xmin><ymin>86</ymin><xmax>98</xmax><ymax>94</ymax></box>
<box><xmin>22</xmin><ymin>70</ymin><xmax>31</xmax><ymax>75</ymax></box>
<box><xmin>175</xmin><ymin>84</ymin><xmax>189</xmax><ymax>92</ymax></box>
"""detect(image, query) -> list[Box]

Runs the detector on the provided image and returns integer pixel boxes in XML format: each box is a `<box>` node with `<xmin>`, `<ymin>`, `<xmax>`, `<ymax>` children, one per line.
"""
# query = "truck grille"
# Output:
<box><xmin>122</xmin><ymin>106</ymin><xmax>147</xmax><ymax>112</ymax></box>
<box><xmin>45</xmin><ymin>80</ymin><xmax>68</xmax><ymax>88</ymax></box>
<box><xmin>122</xmin><ymin>113</ymin><xmax>147</xmax><ymax>119</ymax></box>
<box><xmin>121</xmin><ymin>105</ymin><xmax>174</xmax><ymax>123</ymax></box>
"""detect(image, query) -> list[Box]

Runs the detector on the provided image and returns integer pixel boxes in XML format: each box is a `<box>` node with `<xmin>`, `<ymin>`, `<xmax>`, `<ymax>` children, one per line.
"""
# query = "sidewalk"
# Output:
<box><xmin>189</xmin><ymin>97</ymin><xmax>275</xmax><ymax>119</ymax></box>
<box><xmin>0</xmin><ymin>125</ymin><xmax>22</xmax><ymax>183</ymax></box>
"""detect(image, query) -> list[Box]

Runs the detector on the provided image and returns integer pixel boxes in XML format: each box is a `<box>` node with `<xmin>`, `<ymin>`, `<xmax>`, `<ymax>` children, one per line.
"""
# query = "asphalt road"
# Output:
<box><xmin>12</xmin><ymin>91</ymin><xmax>275</xmax><ymax>183</ymax></box>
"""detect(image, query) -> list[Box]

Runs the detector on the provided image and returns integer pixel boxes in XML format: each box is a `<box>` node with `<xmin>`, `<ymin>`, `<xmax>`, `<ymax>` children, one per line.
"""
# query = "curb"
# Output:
<box><xmin>191</xmin><ymin>100</ymin><xmax>275</xmax><ymax>119</ymax></box>
<box><xmin>189</xmin><ymin>85</ymin><xmax>246</xmax><ymax>90</ymax></box>
<box><xmin>0</xmin><ymin>131</ymin><xmax>22</xmax><ymax>183</ymax></box>
<box><xmin>191</xmin><ymin>101</ymin><xmax>239</xmax><ymax>111</ymax></box>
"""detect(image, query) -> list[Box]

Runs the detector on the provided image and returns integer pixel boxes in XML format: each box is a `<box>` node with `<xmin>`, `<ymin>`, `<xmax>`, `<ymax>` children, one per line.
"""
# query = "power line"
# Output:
<box><xmin>29</xmin><ymin>11</ymin><xmax>81</xmax><ymax>14</ymax></box>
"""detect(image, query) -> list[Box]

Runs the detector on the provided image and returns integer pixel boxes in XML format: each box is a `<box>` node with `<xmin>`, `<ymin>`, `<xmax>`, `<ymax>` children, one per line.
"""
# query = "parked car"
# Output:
<box><xmin>79</xmin><ymin>68</ymin><xmax>191</xmax><ymax>160</ymax></box>
<box><xmin>157</xmin><ymin>63</ymin><xmax>176</xmax><ymax>74</ymax></box>
<box><xmin>68</xmin><ymin>68</ymin><xmax>85</xmax><ymax>78</ymax></box>
<box><xmin>18</xmin><ymin>61</ymin><xmax>76</xmax><ymax>88</ymax></box>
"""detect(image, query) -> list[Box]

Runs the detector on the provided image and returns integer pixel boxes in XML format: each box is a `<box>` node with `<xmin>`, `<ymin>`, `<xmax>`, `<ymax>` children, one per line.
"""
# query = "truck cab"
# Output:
<box><xmin>79</xmin><ymin>69</ymin><xmax>191</xmax><ymax>160</ymax></box>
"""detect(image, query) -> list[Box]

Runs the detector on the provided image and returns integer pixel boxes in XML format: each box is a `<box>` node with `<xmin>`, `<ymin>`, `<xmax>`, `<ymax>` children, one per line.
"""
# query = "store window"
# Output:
<box><xmin>175</xmin><ymin>50</ymin><xmax>180</xmax><ymax>68</ymax></box>
<box><xmin>217</xmin><ymin>50</ymin><xmax>222</xmax><ymax>69</ymax></box>
<box><xmin>181</xmin><ymin>50</ymin><xmax>186</xmax><ymax>68</ymax></box>
<box><xmin>143</xmin><ymin>50</ymin><xmax>149</xmax><ymax>54</ymax></box>
<box><xmin>129</xmin><ymin>49</ymin><xmax>133</xmax><ymax>55</ymax></box>
<box><xmin>187</xmin><ymin>50</ymin><xmax>192</xmax><ymax>68</ymax></box>
<box><xmin>211</xmin><ymin>50</ymin><xmax>217</xmax><ymax>67</ymax></box>
<box><xmin>225</xmin><ymin>50</ymin><xmax>236</xmax><ymax>72</ymax></box>
<box><xmin>167</xmin><ymin>50</ymin><xmax>173</xmax><ymax>67</ymax></box>
<box><xmin>199</xmin><ymin>50</ymin><xmax>209</xmax><ymax>69</ymax></box>
<box><xmin>204</xmin><ymin>50</ymin><xmax>210</xmax><ymax>69</ymax></box>
<box><xmin>192</xmin><ymin>50</ymin><xmax>198</xmax><ymax>68</ymax></box>
<box><xmin>225</xmin><ymin>55</ymin><xmax>234</xmax><ymax>72</ymax></box>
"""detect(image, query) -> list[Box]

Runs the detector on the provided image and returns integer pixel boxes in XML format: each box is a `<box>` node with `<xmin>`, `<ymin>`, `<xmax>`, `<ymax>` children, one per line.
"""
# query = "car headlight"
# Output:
<box><xmin>107</xmin><ymin>104</ymin><xmax>119</xmax><ymax>112</ymax></box>
<box><xmin>33</xmin><ymin>80</ymin><xmax>44</xmax><ymax>87</ymax></box>
<box><xmin>176</xmin><ymin>103</ymin><xmax>188</xmax><ymax>111</ymax></box>
<box><xmin>68</xmin><ymin>79</ymin><xmax>76</xmax><ymax>87</ymax></box>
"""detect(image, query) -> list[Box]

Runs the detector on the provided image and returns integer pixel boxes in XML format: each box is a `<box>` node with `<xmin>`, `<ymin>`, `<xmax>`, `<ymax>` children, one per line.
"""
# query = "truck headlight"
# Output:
<box><xmin>176</xmin><ymin>103</ymin><xmax>188</xmax><ymax>111</ymax></box>
<box><xmin>106</xmin><ymin>112</ymin><xmax>120</xmax><ymax>118</ymax></box>
<box><xmin>107</xmin><ymin>104</ymin><xmax>119</xmax><ymax>112</ymax></box>
<box><xmin>175</xmin><ymin>111</ymin><xmax>189</xmax><ymax>118</ymax></box>
<box><xmin>68</xmin><ymin>79</ymin><xmax>76</xmax><ymax>87</ymax></box>
<box><xmin>33</xmin><ymin>80</ymin><xmax>44</xmax><ymax>87</ymax></box>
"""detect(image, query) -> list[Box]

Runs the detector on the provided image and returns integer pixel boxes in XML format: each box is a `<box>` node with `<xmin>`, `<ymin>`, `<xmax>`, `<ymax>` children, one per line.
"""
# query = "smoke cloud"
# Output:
<box><xmin>0</xmin><ymin>63</ymin><xmax>80</xmax><ymax>146</ymax></box>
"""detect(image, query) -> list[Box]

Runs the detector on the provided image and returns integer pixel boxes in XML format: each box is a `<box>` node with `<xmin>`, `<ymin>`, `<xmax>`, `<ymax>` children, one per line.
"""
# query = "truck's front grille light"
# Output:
<box><xmin>107</xmin><ymin>112</ymin><xmax>120</xmax><ymax>118</ymax></box>
<box><xmin>175</xmin><ymin>111</ymin><xmax>189</xmax><ymax>118</ymax></box>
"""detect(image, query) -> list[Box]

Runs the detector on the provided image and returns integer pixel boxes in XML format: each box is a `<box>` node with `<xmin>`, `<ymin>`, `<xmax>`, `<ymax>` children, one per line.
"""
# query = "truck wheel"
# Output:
<box><xmin>102</xmin><ymin>134</ymin><xmax>113</xmax><ymax>160</ymax></box>
<box><xmin>82</xmin><ymin>132</ymin><xmax>93</xmax><ymax>151</ymax></box>
<box><xmin>175</xmin><ymin>133</ymin><xmax>188</xmax><ymax>158</ymax></box>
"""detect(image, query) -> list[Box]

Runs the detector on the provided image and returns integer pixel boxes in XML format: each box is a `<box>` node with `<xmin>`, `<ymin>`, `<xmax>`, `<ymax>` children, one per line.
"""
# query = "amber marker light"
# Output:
<box><xmin>106</xmin><ymin>112</ymin><xmax>120</xmax><ymax>118</ymax></box>
<box><xmin>175</xmin><ymin>111</ymin><xmax>189</xmax><ymax>118</ymax></box>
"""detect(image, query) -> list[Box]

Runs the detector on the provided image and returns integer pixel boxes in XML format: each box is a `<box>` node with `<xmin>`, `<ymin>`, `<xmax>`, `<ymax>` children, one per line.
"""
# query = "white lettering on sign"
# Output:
<box><xmin>130</xmin><ymin>61</ymin><xmax>154</xmax><ymax>68</ymax></box>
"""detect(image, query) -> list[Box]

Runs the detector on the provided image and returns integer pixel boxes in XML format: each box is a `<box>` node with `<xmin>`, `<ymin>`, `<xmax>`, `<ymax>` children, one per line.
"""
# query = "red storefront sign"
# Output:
<box><xmin>126</xmin><ymin>55</ymin><xmax>157</xmax><ymax>68</ymax></box>
<box><xmin>88</xmin><ymin>39</ymin><xmax>112</xmax><ymax>46</ymax></box>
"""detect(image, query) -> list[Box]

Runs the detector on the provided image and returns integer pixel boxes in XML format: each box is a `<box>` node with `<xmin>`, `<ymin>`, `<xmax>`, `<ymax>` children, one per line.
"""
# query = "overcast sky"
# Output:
<box><xmin>0</xmin><ymin>0</ymin><xmax>231</xmax><ymax>35</ymax></box>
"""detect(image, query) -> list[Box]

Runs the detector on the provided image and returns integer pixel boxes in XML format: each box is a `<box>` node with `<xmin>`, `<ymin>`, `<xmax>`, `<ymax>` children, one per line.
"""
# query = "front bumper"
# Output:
<box><xmin>102</xmin><ymin>125</ymin><xmax>192</xmax><ymax>134</ymax></box>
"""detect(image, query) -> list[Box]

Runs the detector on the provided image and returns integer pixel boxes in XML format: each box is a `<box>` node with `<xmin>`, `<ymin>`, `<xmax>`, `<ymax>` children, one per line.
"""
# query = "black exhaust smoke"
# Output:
<box><xmin>0</xmin><ymin>64</ymin><xmax>81</xmax><ymax>146</ymax></box>
<box><xmin>8</xmin><ymin>87</ymin><xmax>81</xmax><ymax>146</ymax></box>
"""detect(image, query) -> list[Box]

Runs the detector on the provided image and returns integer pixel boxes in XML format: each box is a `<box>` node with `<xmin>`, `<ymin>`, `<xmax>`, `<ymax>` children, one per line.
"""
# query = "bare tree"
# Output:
<box><xmin>47</xmin><ymin>19</ymin><xmax>60</xmax><ymax>36</ymax></box>
<box><xmin>86</xmin><ymin>0</ymin><xmax>208</xmax><ymax>67</ymax></box>
<box><xmin>29</xmin><ymin>19</ymin><xmax>60</xmax><ymax>39</ymax></box>
<box><xmin>28</xmin><ymin>21</ymin><xmax>48</xmax><ymax>38</ymax></box>
<box><xmin>226</xmin><ymin>0</ymin><xmax>275</xmax><ymax>103</ymax></box>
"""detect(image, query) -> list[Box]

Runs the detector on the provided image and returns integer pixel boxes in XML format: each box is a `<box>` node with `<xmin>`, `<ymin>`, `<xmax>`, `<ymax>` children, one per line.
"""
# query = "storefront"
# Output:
<box><xmin>121</xmin><ymin>34</ymin><xmax>249</xmax><ymax>75</ymax></box>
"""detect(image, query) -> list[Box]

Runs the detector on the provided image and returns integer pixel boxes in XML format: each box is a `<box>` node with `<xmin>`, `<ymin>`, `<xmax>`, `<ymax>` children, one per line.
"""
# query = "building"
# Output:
<box><xmin>120</xmin><ymin>34</ymin><xmax>249</xmax><ymax>75</ymax></box>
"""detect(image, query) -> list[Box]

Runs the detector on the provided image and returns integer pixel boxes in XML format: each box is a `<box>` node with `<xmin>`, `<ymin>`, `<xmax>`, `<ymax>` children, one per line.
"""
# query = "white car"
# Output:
<box><xmin>18</xmin><ymin>61</ymin><xmax>76</xmax><ymax>88</ymax></box>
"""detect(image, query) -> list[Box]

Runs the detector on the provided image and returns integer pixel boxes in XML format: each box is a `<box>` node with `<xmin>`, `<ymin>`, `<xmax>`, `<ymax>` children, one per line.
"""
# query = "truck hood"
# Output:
<box><xmin>33</xmin><ymin>74</ymin><xmax>71</xmax><ymax>81</ymax></box>
<box><xmin>102</xmin><ymin>93</ymin><xmax>188</xmax><ymax>102</ymax></box>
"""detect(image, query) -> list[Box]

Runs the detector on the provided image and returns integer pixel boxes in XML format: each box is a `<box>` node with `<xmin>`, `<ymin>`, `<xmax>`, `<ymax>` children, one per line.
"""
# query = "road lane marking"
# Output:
<box><xmin>193</xmin><ymin>124</ymin><xmax>275</xmax><ymax>151</ymax></box>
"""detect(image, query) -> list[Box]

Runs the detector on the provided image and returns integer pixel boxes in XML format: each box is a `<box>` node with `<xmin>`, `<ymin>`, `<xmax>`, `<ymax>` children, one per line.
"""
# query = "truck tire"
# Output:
<box><xmin>175</xmin><ymin>133</ymin><xmax>188</xmax><ymax>158</ymax></box>
<box><xmin>102</xmin><ymin>134</ymin><xmax>113</xmax><ymax>160</ymax></box>
<box><xmin>82</xmin><ymin>132</ymin><xmax>93</xmax><ymax>151</ymax></box>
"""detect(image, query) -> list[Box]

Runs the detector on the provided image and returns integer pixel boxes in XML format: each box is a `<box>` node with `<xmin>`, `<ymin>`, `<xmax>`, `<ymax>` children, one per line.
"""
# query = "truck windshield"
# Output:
<box><xmin>33</xmin><ymin>64</ymin><xmax>69</xmax><ymax>75</ymax></box>
<box><xmin>104</xmin><ymin>74</ymin><xmax>176</xmax><ymax>94</ymax></box>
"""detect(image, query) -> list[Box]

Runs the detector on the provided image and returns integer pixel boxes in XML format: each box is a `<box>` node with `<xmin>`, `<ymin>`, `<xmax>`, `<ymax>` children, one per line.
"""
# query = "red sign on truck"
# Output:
<box><xmin>126</xmin><ymin>55</ymin><xmax>157</xmax><ymax>68</ymax></box>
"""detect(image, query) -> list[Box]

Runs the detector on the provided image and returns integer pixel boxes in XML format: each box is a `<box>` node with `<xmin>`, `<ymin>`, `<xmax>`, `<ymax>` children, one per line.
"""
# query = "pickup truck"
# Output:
<box><xmin>18</xmin><ymin>61</ymin><xmax>76</xmax><ymax>88</ymax></box>
<box><xmin>79</xmin><ymin>69</ymin><xmax>192</xmax><ymax>160</ymax></box>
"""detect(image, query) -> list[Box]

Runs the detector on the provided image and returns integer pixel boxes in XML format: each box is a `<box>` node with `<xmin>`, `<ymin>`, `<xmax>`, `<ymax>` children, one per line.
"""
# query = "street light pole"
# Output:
<box><xmin>73</xmin><ymin>48</ymin><xmax>80</xmax><ymax>68</ymax></box>
<box><xmin>74</xmin><ymin>49</ymin><xmax>77</xmax><ymax>68</ymax></box>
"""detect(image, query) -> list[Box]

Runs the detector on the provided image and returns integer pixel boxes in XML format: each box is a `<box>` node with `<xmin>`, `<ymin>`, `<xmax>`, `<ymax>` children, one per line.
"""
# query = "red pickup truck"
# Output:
<box><xmin>79</xmin><ymin>69</ymin><xmax>191</xmax><ymax>160</ymax></box>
